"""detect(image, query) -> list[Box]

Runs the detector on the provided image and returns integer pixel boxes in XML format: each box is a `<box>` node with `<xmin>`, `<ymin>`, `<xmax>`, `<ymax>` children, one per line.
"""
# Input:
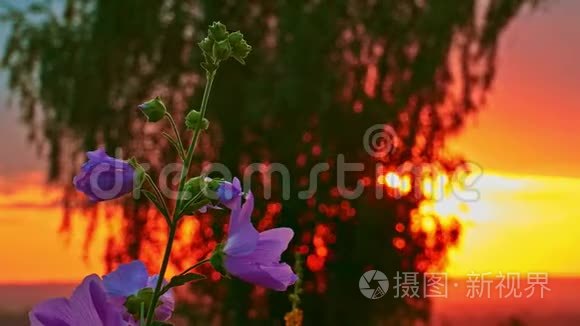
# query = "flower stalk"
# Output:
<box><xmin>144</xmin><ymin>69</ymin><xmax>217</xmax><ymax>326</ymax></box>
<box><xmin>39</xmin><ymin>22</ymin><xmax>297</xmax><ymax>326</ymax></box>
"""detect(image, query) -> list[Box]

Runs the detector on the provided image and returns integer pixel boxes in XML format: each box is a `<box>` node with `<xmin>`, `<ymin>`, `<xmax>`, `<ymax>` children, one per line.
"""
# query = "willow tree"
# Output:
<box><xmin>2</xmin><ymin>0</ymin><xmax>536</xmax><ymax>324</ymax></box>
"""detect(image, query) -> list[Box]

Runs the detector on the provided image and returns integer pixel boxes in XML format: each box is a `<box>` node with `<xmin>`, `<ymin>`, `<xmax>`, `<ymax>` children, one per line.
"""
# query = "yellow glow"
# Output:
<box><xmin>385</xmin><ymin>172</ymin><xmax>400</xmax><ymax>188</ymax></box>
<box><xmin>377</xmin><ymin>171</ymin><xmax>412</xmax><ymax>196</ymax></box>
<box><xmin>440</xmin><ymin>172</ymin><xmax>580</xmax><ymax>276</ymax></box>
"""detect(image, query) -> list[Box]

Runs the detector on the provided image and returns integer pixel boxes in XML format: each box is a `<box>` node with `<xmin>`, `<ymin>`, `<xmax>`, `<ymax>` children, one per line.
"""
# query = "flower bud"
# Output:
<box><xmin>73</xmin><ymin>149</ymin><xmax>135</xmax><ymax>202</ymax></box>
<box><xmin>137</xmin><ymin>96</ymin><xmax>167</xmax><ymax>122</ymax></box>
<box><xmin>231</xmin><ymin>39</ymin><xmax>252</xmax><ymax>64</ymax></box>
<box><xmin>208</xmin><ymin>21</ymin><xmax>228</xmax><ymax>41</ymax></box>
<box><xmin>181</xmin><ymin>176</ymin><xmax>219</xmax><ymax>214</ymax></box>
<box><xmin>212</xmin><ymin>39</ymin><xmax>232</xmax><ymax>61</ymax></box>
<box><xmin>228</xmin><ymin>31</ymin><xmax>243</xmax><ymax>46</ymax></box>
<box><xmin>198</xmin><ymin>37</ymin><xmax>214</xmax><ymax>55</ymax></box>
<box><xmin>185</xmin><ymin>110</ymin><xmax>210</xmax><ymax>130</ymax></box>
<box><xmin>183</xmin><ymin>176</ymin><xmax>204</xmax><ymax>200</ymax></box>
<box><xmin>184</xmin><ymin>176</ymin><xmax>220</xmax><ymax>200</ymax></box>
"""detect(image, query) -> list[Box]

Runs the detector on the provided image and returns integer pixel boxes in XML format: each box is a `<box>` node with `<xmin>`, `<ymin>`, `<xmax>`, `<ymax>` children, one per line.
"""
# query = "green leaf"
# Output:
<box><xmin>142</xmin><ymin>190</ymin><xmax>170</xmax><ymax>219</ymax></box>
<box><xmin>178</xmin><ymin>198</ymin><xmax>210</xmax><ymax>217</ymax></box>
<box><xmin>169</xmin><ymin>273</ymin><xmax>206</xmax><ymax>287</ymax></box>
<box><xmin>160</xmin><ymin>273</ymin><xmax>206</xmax><ymax>295</ymax></box>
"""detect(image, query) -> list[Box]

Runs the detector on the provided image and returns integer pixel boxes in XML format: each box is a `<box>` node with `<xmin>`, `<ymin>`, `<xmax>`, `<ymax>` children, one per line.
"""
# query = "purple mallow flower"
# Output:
<box><xmin>29</xmin><ymin>274</ymin><xmax>126</xmax><ymax>326</ymax></box>
<box><xmin>103</xmin><ymin>260</ymin><xmax>175</xmax><ymax>323</ymax></box>
<box><xmin>73</xmin><ymin>148</ymin><xmax>135</xmax><ymax>202</ymax></box>
<box><xmin>221</xmin><ymin>192</ymin><xmax>298</xmax><ymax>291</ymax></box>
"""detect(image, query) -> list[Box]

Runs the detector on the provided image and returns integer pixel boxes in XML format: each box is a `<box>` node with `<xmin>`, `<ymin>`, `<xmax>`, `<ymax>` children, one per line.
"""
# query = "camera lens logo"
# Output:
<box><xmin>359</xmin><ymin>270</ymin><xmax>389</xmax><ymax>299</ymax></box>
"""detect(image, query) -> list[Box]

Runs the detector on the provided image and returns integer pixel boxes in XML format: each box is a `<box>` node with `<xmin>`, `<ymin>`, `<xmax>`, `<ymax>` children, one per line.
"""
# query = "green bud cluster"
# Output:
<box><xmin>198</xmin><ymin>21</ymin><xmax>252</xmax><ymax>71</ymax></box>
<box><xmin>180</xmin><ymin>176</ymin><xmax>225</xmax><ymax>215</ymax></box>
<box><xmin>183</xmin><ymin>176</ymin><xmax>205</xmax><ymax>200</ymax></box>
<box><xmin>183</xmin><ymin>176</ymin><xmax>221</xmax><ymax>200</ymax></box>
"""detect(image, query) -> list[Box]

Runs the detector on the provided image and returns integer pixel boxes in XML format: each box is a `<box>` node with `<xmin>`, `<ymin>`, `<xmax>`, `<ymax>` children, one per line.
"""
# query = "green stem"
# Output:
<box><xmin>145</xmin><ymin>70</ymin><xmax>217</xmax><ymax>326</ymax></box>
<box><xmin>176</xmin><ymin>70</ymin><xmax>216</xmax><ymax>212</ymax></box>
<box><xmin>178</xmin><ymin>258</ymin><xmax>210</xmax><ymax>276</ymax></box>
<box><xmin>145</xmin><ymin>222</ymin><xmax>177</xmax><ymax>325</ymax></box>
<box><xmin>164</xmin><ymin>112</ymin><xmax>186</xmax><ymax>158</ymax></box>
<box><xmin>139</xmin><ymin>302</ymin><xmax>145</xmax><ymax>326</ymax></box>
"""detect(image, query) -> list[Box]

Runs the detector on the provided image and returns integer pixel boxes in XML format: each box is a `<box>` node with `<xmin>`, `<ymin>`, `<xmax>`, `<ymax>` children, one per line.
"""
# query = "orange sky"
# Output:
<box><xmin>1</xmin><ymin>1</ymin><xmax>579</xmax><ymax>283</ymax></box>
<box><xmin>449</xmin><ymin>1</ymin><xmax>580</xmax><ymax>177</ymax></box>
<box><xmin>0</xmin><ymin>173</ymin><xmax>108</xmax><ymax>283</ymax></box>
<box><xmin>445</xmin><ymin>1</ymin><xmax>580</xmax><ymax>276</ymax></box>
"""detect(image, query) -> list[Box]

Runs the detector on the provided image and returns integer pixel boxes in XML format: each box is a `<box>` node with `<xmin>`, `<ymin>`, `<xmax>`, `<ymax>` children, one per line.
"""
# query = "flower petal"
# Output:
<box><xmin>87</xmin><ymin>148</ymin><xmax>108</xmax><ymax>161</ymax></box>
<box><xmin>103</xmin><ymin>261</ymin><xmax>148</xmax><ymax>298</ymax></box>
<box><xmin>261</xmin><ymin>264</ymin><xmax>299</xmax><ymax>289</ymax></box>
<box><xmin>224</xmin><ymin>192</ymin><xmax>259</xmax><ymax>256</ymax></box>
<box><xmin>71</xmin><ymin>274</ymin><xmax>125</xmax><ymax>326</ymax></box>
<box><xmin>247</xmin><ymin>228</ymin><xmax>294</xmax><ymax>264</ymax></box>
<box><xmin>29</xmin><ymin>298</ymin><xmax>73</xmax><ymax>326</ymax></box>
<box><xmin>232</xmin><ymin>177</ymin><xmax>241</xmax><ymax>193</ymax></box>
<box><xmin>224</xmin><ymin>258</ymin><xmax>297</xmax><ymax>291</ymax></box>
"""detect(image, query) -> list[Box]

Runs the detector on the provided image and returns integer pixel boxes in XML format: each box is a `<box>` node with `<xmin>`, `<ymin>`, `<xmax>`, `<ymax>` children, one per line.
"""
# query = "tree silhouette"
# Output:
<box><xmin>2</xmin><ymin>0</ymin><xmax>537</xmax><ymax>324</ymax></box>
